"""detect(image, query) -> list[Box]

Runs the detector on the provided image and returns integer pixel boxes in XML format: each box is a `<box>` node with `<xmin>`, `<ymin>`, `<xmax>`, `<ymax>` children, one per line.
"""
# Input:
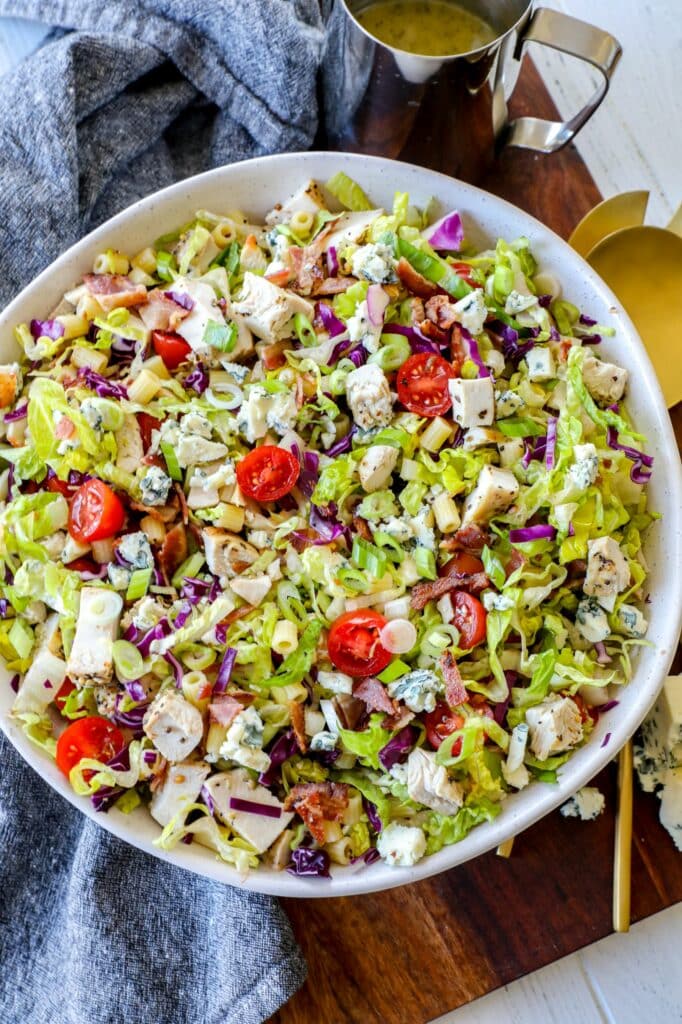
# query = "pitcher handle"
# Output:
<box><xmin>503</xmin><ymin>7</ymin><xmax>622</xmax><ymax>153</ymax></box>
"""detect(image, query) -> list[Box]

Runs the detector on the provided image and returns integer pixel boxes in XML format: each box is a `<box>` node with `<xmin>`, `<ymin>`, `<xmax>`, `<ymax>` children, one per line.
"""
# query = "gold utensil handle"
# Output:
<box><xmin>613</xmin><ymin>740</ymin><xmax>633</xmax><ymax>933</ymax></box>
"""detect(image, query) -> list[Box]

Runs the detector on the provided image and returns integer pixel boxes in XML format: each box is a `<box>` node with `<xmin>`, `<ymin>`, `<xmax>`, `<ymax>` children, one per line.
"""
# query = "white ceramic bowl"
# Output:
<box><xmin>2</xmin><ymin>153</ymin><xmax>680</xmax><ymax>897</ymax></box>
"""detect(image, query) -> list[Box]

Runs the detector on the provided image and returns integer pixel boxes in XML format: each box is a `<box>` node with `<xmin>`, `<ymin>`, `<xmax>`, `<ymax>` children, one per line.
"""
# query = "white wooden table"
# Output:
<box><xmin>1</xmin><ymin>8</ymin><xmax>680</xmax><ymax>1024</ymax></box>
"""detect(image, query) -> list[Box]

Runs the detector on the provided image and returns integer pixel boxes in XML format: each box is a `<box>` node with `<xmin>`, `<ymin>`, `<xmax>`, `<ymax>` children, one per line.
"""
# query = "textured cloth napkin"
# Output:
<box><xmin>0</xmin><ymin>2</ymin><xmax>332</xmax><ymax>1021</ymax></box>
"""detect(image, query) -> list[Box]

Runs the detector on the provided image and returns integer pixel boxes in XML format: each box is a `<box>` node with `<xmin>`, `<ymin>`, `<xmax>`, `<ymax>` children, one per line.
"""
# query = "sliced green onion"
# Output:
<box><xmin>115</xmin><ymin>789</ymin><xmax>141</xmax><ymax>814</ymax></box>
<box><xmin>276</xmin><ymin>581</ymin><xmax>310</xmax><ymax>628</ymax></box>
<box><xmin>421</xmin><ymin>624</ymin><xmax>460</xmax><ymax>658</ymax></box>
<box><xmin>293</xmin><ymin>313</ymin><xmax>317</xmax><ymax>347</ymax></box>
<box><xmin>550</xmin><ymin>298</ymin><xmax>580</xmax><ymax>335</ymax></box>
<box><xmin>397</xmin><ymin>238</ymin><xmax>470</xmax><ymax>300</ymax></box>
<box><xmin>493</xmin><ymin>264</ymin><xmax>514</xmax><ymax>301</ymax></box>
<box><xmin>160</xmin><ymin>441</ymin><xmax>182</xmax><ymax>481</ymax></box>
<box><xmin>377</xmin><ymin>658</ymin><xmax>410</xmax><ymax>683</ymax></box>
<box><xmin>214</xmin><ymin>240</ymin><xmax>240</xmax><ymax>275</ymax></box>
<box><xmin>179</xmin><ymin>645</ymin><xmax>217</xmax><ymax>672</ymax></box>
<box><xmin>372</xmin><ymin>531</ymin><xmax>405</xmax><ymax>564</ymax></box>
<box><xmin>9</xmin><ymin>618</ymin><xmax>34</xmax><ymax>659</ymax></box>
<box><xmin>370</xmin><ymin>333</ymin><xmax>411</xmax><ymax>372</ymax></box>
<box><xmin>112</xmin><ymin>640</ymin><xmax>144</xmax><ymax>682</ymax></box>
<box><xmin>171</xmin><ymin>552</ymin><xmax>206</xmax><ymax>589</ymax></box>
<box><xmin>352</xmin><ymin>537</ymin><xmax>388</xmax><ymax>579</ymax></box>
<box><xmin>156</xmin><ymin>250</ymin><xmax>176</xmax><ymax>282</ymax></box>
<box><xmin>126</xmin><ymin>568</ymin><xmax>152</xmax><ymax>602</ymax></box>
<box><xmin>337</xmin><ymin>568</ymin><xmax>367</xmax><ymax>592</ymax></box>
<box><xmin>414</xmin><ymin>547</ymin><xmax>437</xmax><ymax>580</ymax></box>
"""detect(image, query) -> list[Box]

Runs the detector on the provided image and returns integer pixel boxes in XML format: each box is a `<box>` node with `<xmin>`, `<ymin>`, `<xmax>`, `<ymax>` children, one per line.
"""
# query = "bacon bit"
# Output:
<box><xmin>353</xmin><ymin>677</ymin><xmax>395</xmax><ymax>715</ymax></box>
<box><xmin>261</xmin><ymin>339</ymin><xmax>290</xmax><ymax>371</ymax></box>
<box><xmin>441</xmin><ymin>524</ymin><xmax>491</xmax><ymax>555</ymax></box>
<box><xmin>218</xmin><ymin>605</ymin><xmax>255</xmax><ymax>629</ymax></box>
<box><xmin>141</xmin><ymin>453</ymin><xmax>165</xmax><ymax>468</ymax></box>
<box><xmin>174</xmin><ymin>482</ymin><xmax>189</xmax><ymax>526</ymax></box>
<box><xmin>440</xmin><ymin>651</ymin><xmax>467</xmax><ymax>708</ymax></box>
<box><xmin>410</xmin><ymin>570</ymin><xmax>489</xmax><ymax>611</ymax></box>
<box><xmin>451</xmin><ymin>324</ymin><xmax>465</xmax><ymax>365</ymax></box>
<box><xmin>505</xmin><ymin>547</ymin><xmax>526</xmax><ymax>578</ymax></box>
<box><xmin>396</xmin><ymin>257</ymin><xmax>440</xmax><ymax>299</ymax></box>
<box><xmin>352</xmin><ymin>515</ymin><xmax>373</xmax><ymax>542</ymax></box>
<box><xmin>54</xmin><ymin>416</ymin><xmax>75</xmax><ymax>439</ymax></box>
<box><xmin>332</xmin><ymin>693</ymin><xmax>365</xmax><ymax>731</ymax></box>
<box><xmin>289</xmin><ymin>700</ymin><xmax>308</xmax><ymax>754</ymax></box>
<box><xmin>416</xmin><ymin>318</ymin><xmax>449</xmax><ymax>344</ymax></box>
<box><xmin>311</xmin><ymin>276</ymin><xmax>355</xmax><ymax>296</ymax></box>
<box><xmin>468</xmin><ymin>693</ymin><xmax>495</xmax><ymax>721</ymax></box>
<box><xmin>208</xmin><ymin>694</ymin><xmax>243</xmax><ymax>727</ymax></box>
<box><xmin>149</xmin><ymin>762</ymin><xmax>168</xmax><ymax>793</ymax></box>
<box><xmin>158</xmin><ymin>523</ymin><xmax>188</xmax><ymax>579</ymax></box>
<box><xmin>425</xmin><ymin>294</ymin><xmax>458</xmax><ymax>330</ymax></box>
<box><xmin>284</xmin><ymin>782</ymin><xmax>350</xmax><ymax>844</ymax></box>
<box><xmin>558</xmin><ymin>340</ymin><xmax>573</xmax><ymax>363</ymax></box>
<box><xmin>130</xmin><ymin>499</ymin><xmax>179</xmax><ymax>524</ymax></box>
<box><xmin>83</xmin><ymin>274</ymin><xmax>148</xmax><ymax>312</ymax></box>
<box><xmin>265</xmin><ymin>268</ymin><xmax>294</xmax><ymax>288</ymax></box>
<box><xmin>383</xmin><ymin>706</ymin><xmax>415</xmax><ymax>732</ymax></box>
<box><xmin>137</xmin><ymin>289</ymin><xmax>191</xmax><ymax>332</ymax></box>
<box><xmin>409</xmin><ymin>297</ymin><xmax>425</xmax><ymax>325</ymax></box>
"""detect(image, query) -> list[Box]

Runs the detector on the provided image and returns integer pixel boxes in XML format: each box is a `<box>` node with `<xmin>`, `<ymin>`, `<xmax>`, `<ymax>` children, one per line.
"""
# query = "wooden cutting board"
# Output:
<box><xmin>271</xmin><ymin>58</ymin><xmax>682</xmax><ymax>1024</ymax></box>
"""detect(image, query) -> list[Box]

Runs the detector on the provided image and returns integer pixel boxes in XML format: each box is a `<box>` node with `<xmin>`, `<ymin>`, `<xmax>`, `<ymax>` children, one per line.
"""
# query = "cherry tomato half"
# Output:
<box><xmin>451</xmin><ymin>262</ymin><xmax>480</xmax><ymax>288</ymax></box>
<box><xmin>137</xmin><ymin>411</ymin><xmax>161</xmax><ymax>451</ymax></box>
<box><xmin>55</xmin><ymin>716</ymin><xmax>125</xmax><ymax>778</ymax></box>
<box><xmin>68</xmin><ymin>479</ymin><xmax>126</xmax><ymax>544</ymax></box>
<box><xmin>54</xmin><ymin>678</ymin><xmax>76</xmax><ymax>714</ymax></box>
<box><xmin>327</xmin><ymin>610</ymin><xmax>392</xmax><ymax>678</ymax></box>
<box><xmin>452</xmin><ymin>591</ymin><xmax>487</xmax><ymax>650</ymax></box>
<box><xmin>152</xmin><ymin>330</ymin><xmax>192</xmax><ymax>370</ymax></box>
<box><xmin>45</xmin><ymin>475</ymin><xmax>72</xmax><ymax>498</ymax></box>
<box><xmin>440</xmin><ymin>551</ymin><xmax>485</xmax><ymax>577</ymax></box>
<box><xmin>236</xmin><ymin>445</ymin><xmax>300</xmax><ymax>503</ymax></box>
<box><xmin>424</xmin><ymin>701</ymin><xmax>465</xmax><ymax>751</ymax></box>
<box><xmin>396</xmin><ymin>353</ymin><xmax>456</xmax><ymax>417</ymax></box>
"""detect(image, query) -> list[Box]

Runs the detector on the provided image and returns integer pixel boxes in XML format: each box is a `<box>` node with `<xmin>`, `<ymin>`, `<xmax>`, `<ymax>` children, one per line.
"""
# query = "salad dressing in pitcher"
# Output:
<box><xmin>356</xmin><ymin>0</ymin><xmax>497</xmax><ymax>56</ymax></box>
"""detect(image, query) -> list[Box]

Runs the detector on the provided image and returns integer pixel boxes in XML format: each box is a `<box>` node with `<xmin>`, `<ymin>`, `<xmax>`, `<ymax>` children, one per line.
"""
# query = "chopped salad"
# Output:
<box><xmin>0</xmin><ymin>173</ymin><xmax>656</xmax><ymax>876</ymax></box>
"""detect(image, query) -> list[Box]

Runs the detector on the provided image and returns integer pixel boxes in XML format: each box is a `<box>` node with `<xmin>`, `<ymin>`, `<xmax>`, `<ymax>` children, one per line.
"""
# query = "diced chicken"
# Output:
<box><xmin>233</xmin><ymin>272</ymin><xmax>314</xmax><ymax>342</ymax></box>
<box><xmin>582</xmin><ymin>353</ymin><xmax>628</xmax><ymax>405</ymax></box>
<box><xmin>498</xmin><ymin>437</ymin><xmax>525</xmax><ymax>468</ymax></box>
<box><xmin>525</xmin><ymin>694</ymin><xmax>583</xmax><ymax>762</ymax></box>
<box><xmin>150</xmin><ymin>760</ymin><xmax>211</xmax><ymax>827</ymax></box>
<box><xmin>204</xmin><ymin>768</ymin><xmax>293</xmax><ymax>853</ymax></box>
<box><xmin>583</xmin><ymin>536</ymin><xmax>630</xmax><ymax>612</ymax></box>
<box><xmin>524</xmin><ymin>346</ymin><xmax>556</xmax><ymax>382</ymax></box>
<box><xmin>114</xmin><ymin>415</ymin><xmax>144</xmax><ymax>475</ymax></box>
<box><xmin>406</xmin><ymin>748</ymin><xmax>463</xmax><ymax>814</ymax></box>
<box><xmin>452</xmin><ymin>289</ymin><xmax>488</xmax><ymax>335</ymax></box>
<box><xmin>229</xmin><ymin>574</ymin><xmax>272</xmax><ymax>607</ymax></box>
<box><xmin>358</xmin><ymin>444</ymin><xmax>398</xmax><ymax>492</ymax></box>
<box><xmin>321</xmin><ymin>210</ymin><xmax>384</xmax><ymax>252</ymax></box>
<box><xmin>137</xmin><ymin>289</ymin><xmax>192</xmax><ymax>332</ymax></box>
<box><xmin>167</xmin><ymin>278</ymin><xmax>228</xmax><ymax>354</ymax></box>
<box><xmin>0</xmin><ymin>363</ymin><xmax>22</xmax><ymax>408</ymax></box>
<box><xmin>143</xmin><ymin>690</ymin><xmax>204</xmax><ymax>762</ymax></box>
<box><xmin>265</xmin><ymin>180</ymin><xmax>327</xmax><ymax>226</ymax></box>
<box><xmin>202</xmin><ymin>528</ymin><xmax>259</xmax><ymax>579</ymax></box>
<box><xmin>462</xmin><ymin>465</ymin><xmax>519</xmax><ymax>525</ymax></box>
<box><xmin>66</xmin><ymin>588</ymin><xmax>123</xmax><ymax>685</ymax></box>
<box><xmin>83</xmin><ymin>274</ymin><xmax>148</xmax><ymax>312</ymax></box>
<box><xmin>345</xmin><ymin>363</ymin><xmax>393</xmax><ymax>430</ymax></box>
<box><xmin>13</xmin><ymin>614</ymin><xmax>66</xmax><ymax>715</ymax></box>
<box><xmin>462</xmin><ymin>427</ymin><xmax>504</xmax><ymax>451</ymax></box>
<box><xmin>448</xmin><ymin>376</ymin><xmax>494</xmax><ymax>428</ymax></box>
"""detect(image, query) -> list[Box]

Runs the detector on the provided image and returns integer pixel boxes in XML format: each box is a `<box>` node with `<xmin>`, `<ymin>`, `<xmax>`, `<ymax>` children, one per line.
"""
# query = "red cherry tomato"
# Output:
<box><xmin>452</xmin><ymin>591</ymin><xmax>487</xmax><ymax>649</ymax></box>
<box><xmin>396</xmin><ymin>353</ymin><xmax>456</xmax><ymax>417</ymax></box>
<box><xmin>440</xmin><ymin>551</ymin><xmax>485</xmax><ymax>577</ymax></box>
<box><xmin>55</xmin><ymin>716</ymin><xmax>125</xmax><ymax>778</ymax></box>
<box><xmin>54</xmin><ymin>678</ymin><xmax>76</xmax><ymax>714</ymax></box>
<box><xmin>327</xmin><ymin>610</ymin><xmax>392</xmax><ymax>677</ymax></box>
<box><xmin>236</xmin><ymin>445</ymin><xmax>300</xmax><ymax>503</ymax></box>
<box><xmin>68</xmin><ymin>479</ymin><xmax>126</xmax><ymax>543</ymax></box>
<box><xmin>152</xmin><ymin>330</ymin><xmax>192</xmax><ymax>370</ymax></box>
<box><xmin>451</xmin><ymin>262</ymin><xmax>480</xmax><ymax>288</ymax></box>
<box><xmin>424</xmin><ymin>701</ymin><xmax>465</xmax><ymax>750</ymax></box>
<box><xmin>137</xmin><ymin>412</ymin><xmax>161</xmax><ymax>451</ymax></box>
<box><xmin>45</xmin><ymin>475</ymin><xmax>72</xmax><ymax>497</ymax></box>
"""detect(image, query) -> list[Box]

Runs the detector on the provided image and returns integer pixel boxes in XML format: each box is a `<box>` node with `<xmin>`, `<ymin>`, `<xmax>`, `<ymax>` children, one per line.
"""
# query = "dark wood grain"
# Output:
<box><xmin>270</xmin><ymin>56</ymin><xmax>681</xmax><ymax>1024</ymax></box>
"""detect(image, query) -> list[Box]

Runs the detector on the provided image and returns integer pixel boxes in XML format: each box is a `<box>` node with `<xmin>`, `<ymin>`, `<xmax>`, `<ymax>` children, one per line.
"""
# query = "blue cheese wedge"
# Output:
<box><xmin>560</xmin><ymin>786</ymin><xmax>605</xmax><ymax>820</ymax></box>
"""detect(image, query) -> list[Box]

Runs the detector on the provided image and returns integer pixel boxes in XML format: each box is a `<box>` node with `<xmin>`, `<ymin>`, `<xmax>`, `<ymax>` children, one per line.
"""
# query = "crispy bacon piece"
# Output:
<box><xmin>83</xmin><ymin>273</ymin><xmax>148</xmax><ymax>312</ymax></box>
<box><xmin>416</xmin><ymin>318</ymin><xmax>449</xmax><ymax>345</ymax></box>
<box><xmin>332</xmin><ymin>693</ymin><xmax>365</xmax><ymax>731</ymax></box>
<box><xmin>353</xmin><ymin>677</ymin><xmax>395</xmax><ymax>715</ymax></box>
<box><xmin>396</xmin><ymin>257</ymin><xmax>439</xmax><ymax>299</ymax></box>
<box><xmin>261</xmin><ymin>339</ymin><xmax>290</xmax><ymax>371</ymax></box>
<box><xmin>410</xmin><ymin>570</ymin><xmax>489</xmax><ymax>611</ymax></box>
<box><xmin>129</xmin><ymin>498</ymin><xmax>179</xmax><ymax>523</ymax></box>
<box><xmin>383</xmin><ymin>706</ymin><xmax>415</xmax><ymax>732</ymax></box>
<box><xmin>441</xmin><ymin>523</ymin><xmax>491</xmax><ymax>555</ymax></box>
<box><xmin>352</xmin><ymin>515</ymin><xmax>373</xmax><ymax>542</ymax></box>
<box><xmin>174</xmin><ymin>482</ymin><xmax>189</xmax><ymax>526</ymax></box>
<box><xmin>284</xmin><ymin>782</ymin><xmax>350</xmax><ymax>844</ymax></box>
<box><xmin>158</xmin><ymin>523</ymin><xmax>188</xmax><ymax>579</ymax></box>
<box><xmin>218</xmin><ymin>605</ymin><xmax>255</xmax><ymax>629</ymax></box>
<box><xmin>137</xmin><ymin>288</ymin><xmax>191</xmax><ymax>332</ymax></box>
<box><xmin>505</xmin><ymin>547</ymin><xmax>526</xmax><ymax>578</ymax></box>
<box><xmin>289</xmin><ymin>700</ymin><xmax>308</xmax><ymax>754</ymax></box>
<box><xmin>312</xmin><ymin>276</ymin><xmax>355</xmax><ymax>296</ymax></box>
<box><xmin>451</xmin><ymin>324</ymin><xmax>465</xmax><ymax>364</ymax></box>
<box><xmin>208</xmin><ymin>695</ymin><xmax>243</xmax><ymax>727</ymax></box>
<box><xmin>425</xmin><ymin>294</ymin><xmax>458</xmax><ymax>330</ymax></box>
<box><xmin>440</xmin><ymin>651</ymin><xmax>467</xmax><ymax>708</ymax></box>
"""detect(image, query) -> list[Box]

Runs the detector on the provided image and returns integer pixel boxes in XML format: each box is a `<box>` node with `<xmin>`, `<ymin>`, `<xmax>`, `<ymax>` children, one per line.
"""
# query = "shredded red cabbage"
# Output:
<box><xmin>164</xmin><ymin>651</ymin><xmax>184</xmax><ymax>687</ymax></box>
<box><xmin>326</xmin><ymin>246</ymin><xmax>339</xmax><ymax>277</ymax></box>
<box><xmin>229</xmin><ymin>796</ymin><xmax>282</xmax><ymax>818</ymax></box>
<box><xmin>363</xmin><ymin>796</ymin><xmax>383</xmax><ymax>833</ymax></box>
<box><xmin>287</xmin><ymin>846</ymin><xmax>331</xmax><ymax>877</ymax></box>
<box><xmin>499</xmin><ymin>324</ymin><xmax>535</xmax><ymax>364</ymax></box>
<box><xmin>424</xmin><ymin>209</ymin><xmax>464</xmax><ymax>251</ymax></box>
<box><xmin>461</xmin><ymin>327</ymin><xmax>490</xmax><ymax>377</ymax></box>
<box><xmin>329</xmin><ymin>337</ymin><xmax>353</xmax><ymax>363</ymax></box>
<box><xmin>597</xmin><ymin>699</ymin><xmax>620</xmax><ymax>713</ymax></box>
<box><xmin>600</xmin><ymin>731</ymin><xmax>612</xmax><ymax>748</ymax></box>
<box><xmin>0</xmin><ymin>598</ymin><xmax>8</xmax><ymax>619</ymax></box>
<box><xmin>184</xmin><ymin>363</ymin><xmax>209</xmax><ymax>395</ymax></box>
<box><xmin>30</xmin><ymin>318</ymin><xmax>64</xmax><ymax>341</ymax></box>
<box><xmin>9</xmin><ymin>673</ymin><xmax>19</xmax><ymax>693</ymax></box>
<box><xmin>545</xmin><ymin>415</ymin><xmax>557</xmax><ymax>469</ymax></box>
<box><xmin>77</xmin><ymin>564</ymin><xmax>110</xmax><ymax>581</ymax></box>
<box><xmin>383</xmin><ymin>322</ymin><xmax>441</xmax><ymax>355</ymax></box>
<box><xmin>143</xmin><ymin>749</ymin><xmax>158</xmax><ymax>765</ymax></box>
<box><xmin>291</xmin><ymin>445</ymin><xmax>319</xmax><ymax>499</ymax></box>
<box><xmin>173</xmin><ymin>602</ymin><xmax>193</xmax><ymax>629</ymax></box>
<box><xmin>136</xmin><ymin>619</ymin><xmax>171</xmax><ymax>657</ymax></box>
<box><xmin>318</xmin><ymin>302</ymin><xmax>346</xmax><ymax>339</ymax></box>
<box><xmin>77</xmin><ymin>366</ymin><xmax>129</xmax><ymax>400</ymax></box>
<box><xmin>606</xmin><ymin>426</ymin><xmax>653</xmax><ymax>483</ymax></box>
<box><xmin>213</xmin><ymin>647</ymin><xmax>237</xmax><ymax>694</ymax></box>
<box><xmin>378</xmin><ymin>725</ymin><xmax>418</xmax><ymax>771</ymax></box>
<box><xmin>348</xmin><ymin>345</ymin><xmax>367</xmax><ymax>367</ymax></box>
<box><xmin>325</xmin><ymin>424</ymin><xmax>357</xmax><ymax>457</ymax></box>
<box><xmin>259</xmin><ymin>728</ymin><xmax>299</xmax><ymax>787</ymax></box>
<box><xmin>112</xmin><ymin>693</ymin><xmax>148</xmax><ymax>733</ymax></box>
<box><xmin>164</xmin><ymin>290</ymin><xmax>195</xmax><ymax>310</ymax></box>
<box><xmin>509</xmin><ymin>524</ymin><xmax>557</xmax><ymax>543</ymax></box>
<box><xmin>537</xmin><ymin>294</ymin><xmax>553</xmax><ymax>308</ymax></box>
<box><xmin>522</xmin><ymin>435</ymin><xmax>547</xmax><ymax>468</ymax></box>
<box><xmin>580</xmin><ymin>333</ymin><xmax>601</xmax><ymax>345</ymax></box>
<box><xmin>350</xmin><ymin>847</ymin><xmax>381</xmax><ymax>866</ymax></box>
<box><xmin>579</xmin><ymin>313</ymin><xmax>597</xmax><ymax>326</ymax></box>
<box><xmin>492</xmin><ymin>672</ymin><xmax>516</xmax><ymax>726</ymax></box>
<box><xmin>3</xmin><ymin>403</ymin><xmax>28</xmax><ymax>422</ymax></box>
<box><xmin>201</xmin><ymin>783</ymin><xmax>215</xmax><ymax>815</ymax></box>
<box><xmin>124</xmin><ymin>679</ymin><xmax>147</xmax><ymax>703</ymax></box>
